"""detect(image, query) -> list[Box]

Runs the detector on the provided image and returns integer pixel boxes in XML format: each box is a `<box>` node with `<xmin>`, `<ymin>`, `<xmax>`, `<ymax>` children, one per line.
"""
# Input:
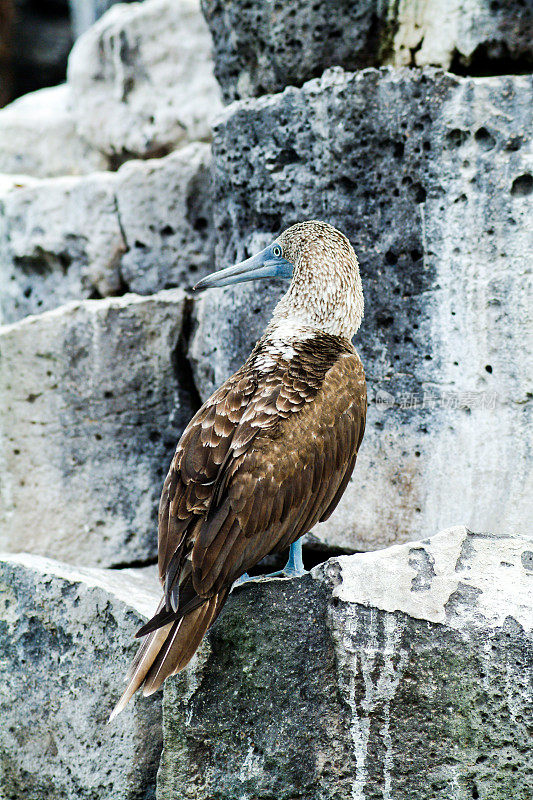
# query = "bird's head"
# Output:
<box><xmin>194</xmin><ymin>220</ymin><xmax>364</xmax><ymax>339</ymax></box>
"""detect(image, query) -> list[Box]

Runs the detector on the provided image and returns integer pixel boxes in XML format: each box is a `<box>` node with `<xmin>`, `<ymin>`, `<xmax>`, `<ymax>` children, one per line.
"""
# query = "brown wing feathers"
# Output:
<box><xmin>111</xmin><ymin>334</ymin><xmax>366</xmax><ymax>717</ymax></box>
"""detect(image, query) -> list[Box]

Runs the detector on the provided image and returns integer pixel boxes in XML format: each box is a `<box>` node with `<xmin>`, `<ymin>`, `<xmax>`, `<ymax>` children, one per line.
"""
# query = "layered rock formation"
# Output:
<box><xmin>0</xmin><ymin>0</ymin><xmax>220</xmax><ymax>178</ymax></box>
<box><xmin>0</xmin><ymin>291</ymin><xmax>193</xmax><ymax>566</ymax></box>
<box><xmin>0</xmin><ymin>143</ymin><xmax>213</xmax><ymax>322</ymax></box>
<box><xmin>0</xmin><ymin>0</ymin><xmax>531</xmax><ymax>561</ymax></box>
<box><xmin>202</xmin><ymin>0</ymin><xmax>533</xmax><ymax>101</ymax></box>
<box><xmin>67</xmin><ymin>0</ymin><xmax>222</xmax><ymax>160</ymax></box>
<box><xmin>191</xmin><ymin>66</ymin><xmax>533</xmax><ymax>551</ymax></box>
<box><xmin>0</xmin><ymin>0</ymin><xmax>531</xmax><ymax>796</ymax></box>
<box><xmin>158</xmin><ymin>527</ymin><xmax>533</xmax><ymax>800</ymax></box>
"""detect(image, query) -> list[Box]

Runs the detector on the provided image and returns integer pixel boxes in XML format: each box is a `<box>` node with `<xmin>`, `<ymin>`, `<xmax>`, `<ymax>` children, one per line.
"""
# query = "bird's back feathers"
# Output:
<box><xmin>111</xmin><ymin>331</ymin><xmax>366</xmax><ymax>717</ymax></box>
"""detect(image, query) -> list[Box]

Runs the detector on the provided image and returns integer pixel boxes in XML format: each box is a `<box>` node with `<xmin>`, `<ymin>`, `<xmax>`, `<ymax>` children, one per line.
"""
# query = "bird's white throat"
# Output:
<box><xmin>269</xmin><ymin>279</ymin><xmax>364</xmax><ymax>341</ymax></box>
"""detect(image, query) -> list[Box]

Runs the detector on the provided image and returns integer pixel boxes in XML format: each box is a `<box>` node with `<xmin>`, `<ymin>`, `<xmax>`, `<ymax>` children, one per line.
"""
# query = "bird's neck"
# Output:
<box><xmin>265</xmin><ymin>314</ymin><xmax>318</xmax><ymax>345</ymax></box>
<box><xmin>269</xmin><ymin>279</ymin><xmax>363</xmax><ymax>341</ymax></box>
<box><xmin>252</xmin><ymin>315</ymin><xmax>352</xmax><ymax>376</ymax></box>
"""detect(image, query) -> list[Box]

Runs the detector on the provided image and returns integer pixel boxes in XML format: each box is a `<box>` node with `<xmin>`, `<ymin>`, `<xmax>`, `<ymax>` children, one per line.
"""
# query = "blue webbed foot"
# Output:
<box><xmin>234</xmin><ymin>540</ymin><xmax>307</xmax><ymax>587</ymax></box>
<box><xmin>233</xmin><ymin>572</ymin><xmax>252</xmax><ymax>587</ymax></box>
<box><xmin>232</xmin><ymin>541</ymin><xmax>307</xmax><ymax>588</ymax></box>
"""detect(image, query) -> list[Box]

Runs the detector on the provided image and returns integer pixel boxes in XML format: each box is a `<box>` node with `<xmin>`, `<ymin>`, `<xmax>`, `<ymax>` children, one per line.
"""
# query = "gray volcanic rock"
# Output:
<box><xmin>189</xmin><ymin>67</ymin><xmax>533</xmax><ymax>552</ymax></box>
<box><xmin>201</xmin><ymin>0</ymin><xmax>390</xmax><ymax>103</ymax></box>
<box><xmin>0</xmin><ymin>170</ymin><xmax>125</xmax><ymax>323</ymax></box>
<box><xmin>0</xmin><ymin>552</ymin><xmax>161</xmax><ymax>800</ymax></box>
<box><xmin>157</xmin><ymin>527</ymin><xmax>533</xmax><ymax>800</ymax></box>
<box><xmin>0</xmin><ymin>85</ymin><xmax>108</xmax><ymax>178</ymax></box>
<box><xmin>67</xmin><ymin>0</ymin><xmax>222</xmax><ymax>160</ymax></box>
<box><xmin>0</xmin><ymin>291</ymin><xmax>193</xmax><ymax>567</ymax></box>
<box><xmin>116</xmin><ymin>143</ymin><xmax>214</xmax><ymax>295</ymax></box>
<box><xmin>201</xmin><ymin>0</ymin><xmax>533</xmax><ymax>102</ymax></box>
<box><xmin>0</xmin><ymin>145</ymin><xmax>213</xmax><ymax>324</ymax></box>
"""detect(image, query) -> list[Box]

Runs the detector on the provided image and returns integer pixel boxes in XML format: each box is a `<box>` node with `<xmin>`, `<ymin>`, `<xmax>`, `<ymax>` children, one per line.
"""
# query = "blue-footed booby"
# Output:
<box><xmin>110</xmin><ymin>221</ymin><xmax>366</xmax><ymax>718</ymax></box>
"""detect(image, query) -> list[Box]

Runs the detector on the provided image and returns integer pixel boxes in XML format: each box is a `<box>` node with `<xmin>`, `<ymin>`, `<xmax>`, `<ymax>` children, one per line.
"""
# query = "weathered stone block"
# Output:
<box><xmin>0</xmin><ymin>291</ymin><xmax>193</xmax><ymax>567</ymax></box>
<box><xmin>202</xmin><ymin>0</ymin><xmax>533</xmax><ymax>102</ymax></box>
<box><xmin>190</xmin><ymin>67</ymin><xmax>533</xmax><ymax>551</ymax></box>
<box><xmin>69</xmin><ymin>0</ymin><xmax>137</xmax><ymax>39</ymax></box>
<box><xmin>0</xmin><ymin>85</ymin><xmax>108</xmax><ymax>178</ymax></box>
<box><xmin>201</xmin><ymin>0</ymin><xmax>388</xmax><ymax>103</ymax></box>
<box><xmin>391</xmin><ymin>0</ymin><xmax>533</xmax><ymax>73</ymax></box>
<box><xmin>157</xmin><ymin>527</ymin><xmax>533</xmax><ymax>800</ymax></box>
<box><xmin>0</xmin><ymin>170</ymin><xmax>126</xmax><ymax>322</ymax></box>
<box><xmin>0</xmin><ymin>552</ymin><xmax>161</xmax><ymax>800</ymax></box>
<box><xmin>67</xmin><ymin>0</ymin><xmax>222</xmax><ymax>160</ymax></box>
<box><xmin>116</xmin><ymin>143</ymin><xmax>214</xmax><ymax>295</ymax></box>
<box><xmin>0</xmin><ymin>145</ymin><xmax>213</xmax><ymax>323</ymax></box>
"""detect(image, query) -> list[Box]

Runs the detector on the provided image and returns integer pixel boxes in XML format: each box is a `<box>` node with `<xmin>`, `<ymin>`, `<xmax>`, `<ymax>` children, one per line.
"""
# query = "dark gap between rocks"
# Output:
<box><xmin>449</xmin><ymin>42</ymin><xmax>533</xmax><ymax>77</ymax></box>
<box><xmin>109</xmin><ymin>547</ymin><xmax>351</xmax><ymax>575</ymax></box>
<box><xmin>110</xmin><ymin>556</ymin><xmax>158</xmax><ymax>570</ymax></box>
<box><xmin>106</xmin><ymin>143</ymin><xmax>174</xmax><ymax>172</ymax></box>
<box><xmin>171</xmin><ymin>295</ymin><xmax>203</xmax><ymax>414</ymax></box>
<box><xmin>99</xmin><ymin>270</ymin><xmax>130</xmax><ymax>298</ymax></box>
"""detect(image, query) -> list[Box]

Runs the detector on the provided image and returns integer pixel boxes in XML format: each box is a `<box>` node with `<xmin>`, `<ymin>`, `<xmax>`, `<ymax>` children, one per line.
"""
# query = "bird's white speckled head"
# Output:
<box><xmin>194</xmin><ymin>219</ymin><xmax>364</xmax><ymax>341</ymax></box>
<box><xmin>272</xmin><ymin>220</ymin><xmax>364</xmax><ymax>340</ymax></box>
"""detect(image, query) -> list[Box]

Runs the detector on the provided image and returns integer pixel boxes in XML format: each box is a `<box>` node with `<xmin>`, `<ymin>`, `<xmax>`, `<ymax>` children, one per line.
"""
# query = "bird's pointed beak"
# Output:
<box><xmin>193</xmin><ymin>244</ymin><xmax>293</xmax><ymax>292</ymax></box>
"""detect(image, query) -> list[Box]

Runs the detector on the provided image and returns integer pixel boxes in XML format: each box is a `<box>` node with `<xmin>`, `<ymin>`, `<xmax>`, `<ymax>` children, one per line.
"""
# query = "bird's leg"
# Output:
<box><xmin>232</xmin><ymin>539</ymin><xmax>307</xmax><ymax>588</ymax></box>
<box><xmin>284</xmin><ymin>538</ymin><xmax>306</xmax><ymax>575</ymax></box>
<box><xmin>261</xmin><ymin>538</ymin><xmax>307</xmax><ymax>579</ymax></box>
<box><xmin>233</xmin><ymin>538</ymin><xmax>307</xmax><ymax>588</ymax></box>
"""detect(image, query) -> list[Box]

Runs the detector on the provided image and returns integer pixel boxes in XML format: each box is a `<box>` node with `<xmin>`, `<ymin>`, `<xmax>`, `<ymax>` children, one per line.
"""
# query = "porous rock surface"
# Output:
<box><xmin>115</xmin><ymin>144</ymin><xmax>214</xmax><ymax>295</ymax></box>
<box><xmin>201</xmin><ymin>0</ymin><xmax>391</xmax><ymax>103</ymax></box>
<box><xmin>67</xmin><ymin>0</ymin><xmax>223</xmax><ymax>160</ymax></box>
<box><xmin>0</xmin><ymin>143</ymin><xmax>213</xmax><ymax>323</ymax></box>
<box><xmin>0</xmin><ymin>85</ymin><xmax>107</xmax><ymax>178</ymax></box>
<box><xmin>0</xmin><ymin>291</ymin><xmax>194</xmax><ymax>567</ymax></box>
<box><xmin>0</xmin><ymin>170</ymin><xmax>126</xmax><ymax>322</ymax></box>
<box><xmin>190</xmin><ymin>66</ymin><xmax>533</xmax><ymax>552</ymax></box>
<box><xmin>202</xmin><ymin>0</ymin><xmax>533</xmax><ymax>101</ymax></box>
<box><xmin>0</xmin><ymin>552</ymin><xmax>162</xmax><ymax>800</ymax></box>
<box><xmin>157</xmin><ymin>526</ymin><xmax>533</xmax><ymax>800</ymax></box>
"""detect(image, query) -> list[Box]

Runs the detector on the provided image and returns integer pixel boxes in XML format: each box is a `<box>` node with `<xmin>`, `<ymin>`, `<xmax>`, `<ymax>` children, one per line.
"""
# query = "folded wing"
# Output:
<box><xmin>111</xmin><ymin>339</ymin><xmax>366</xmax><ymax>717</ymax></box>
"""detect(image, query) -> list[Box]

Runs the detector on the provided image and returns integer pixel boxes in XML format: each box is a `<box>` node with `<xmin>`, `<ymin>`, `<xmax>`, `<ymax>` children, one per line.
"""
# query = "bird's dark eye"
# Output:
<box><xmin>272</xmin><ymin>244</ymin><xmax>282</xmax><ymax>257</ymax></box>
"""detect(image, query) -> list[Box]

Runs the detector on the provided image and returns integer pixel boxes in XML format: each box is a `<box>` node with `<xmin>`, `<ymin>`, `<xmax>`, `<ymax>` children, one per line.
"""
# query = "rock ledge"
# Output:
<box><xmin>158</xmin><ymin>526</ymin><xmax>533</xmax><ymax>800</ymax></box>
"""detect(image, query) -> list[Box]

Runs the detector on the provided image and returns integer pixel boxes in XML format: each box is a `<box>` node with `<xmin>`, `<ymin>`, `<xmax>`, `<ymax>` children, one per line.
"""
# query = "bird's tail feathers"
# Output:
<box><xmin>109</xmin><ymin>590</ymin><xmax>227</xmax><ymax>721</ymax></box>
<box><xmin>109</xmin><ymin>619</ymin><xmax>173</xmax><ymax>721</ymax></box>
